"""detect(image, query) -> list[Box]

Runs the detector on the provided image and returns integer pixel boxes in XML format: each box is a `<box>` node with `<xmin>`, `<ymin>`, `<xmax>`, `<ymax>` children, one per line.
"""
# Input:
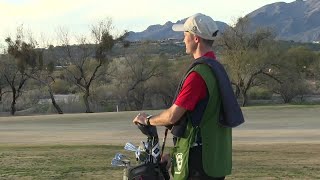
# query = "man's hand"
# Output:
<box><xmin>133</xmin><ymin>112</ymin><xmax>148</xmax><ymax>125</ymax></box>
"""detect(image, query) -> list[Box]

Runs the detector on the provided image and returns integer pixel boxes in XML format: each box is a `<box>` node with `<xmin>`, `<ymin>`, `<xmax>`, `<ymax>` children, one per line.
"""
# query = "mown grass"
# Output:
<box><xmin>231</xmin><ymin>143</ymin><xmax>320</xmax><ymax>180</ymax></box>
<box><xmin>0</xmin><ymin>145</ymin><xmax>124</xmax><ymax>180</ymax></box>
<box><xmin>0</xmin><ymin>105</ymin><xmax>319</xmax><ymax>179</ymax></box>
<box><xmin>0</xmin><ymin>144</ymin><xmax>319</xmax><ymax>180</ymax></box>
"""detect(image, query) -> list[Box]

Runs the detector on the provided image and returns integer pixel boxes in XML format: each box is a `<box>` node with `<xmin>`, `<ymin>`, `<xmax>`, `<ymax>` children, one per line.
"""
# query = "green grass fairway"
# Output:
<box><xmin>0</xmin><ymin>105</ymin><xmax>319</xmax><ymax>179</ymax></box>
<box><xmin>0</xmin><ymin>144</ymin><xmax>319</xmax><ymax>179</ymax></box>
<box><xmin>0</xmin><ymin>145</ymin><xmax>123</xmax><ymax>179</ymax></box>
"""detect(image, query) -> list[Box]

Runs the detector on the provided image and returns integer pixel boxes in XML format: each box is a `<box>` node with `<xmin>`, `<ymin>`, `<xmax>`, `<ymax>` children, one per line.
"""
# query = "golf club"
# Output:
<box><xmin>111</xmin><ymin>158</ymin><xmax>130</xmax><ymax>167</ymax></box>
<box><xmin>115</xmin><ymin>153</ymin><xmax>130</xmax><ymax>162</ymax></box>
<box><xmin>124</xmin><ymin>142</ymin><xmax>138</xmax><ymax>152</ymax></box>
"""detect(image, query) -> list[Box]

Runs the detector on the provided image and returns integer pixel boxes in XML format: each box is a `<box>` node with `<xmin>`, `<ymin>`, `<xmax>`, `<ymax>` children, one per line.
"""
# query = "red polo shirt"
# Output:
<box><xmin>174</xmin><ymin>51</ymin><xmax>216</xmax><ymax>111</ymax></box>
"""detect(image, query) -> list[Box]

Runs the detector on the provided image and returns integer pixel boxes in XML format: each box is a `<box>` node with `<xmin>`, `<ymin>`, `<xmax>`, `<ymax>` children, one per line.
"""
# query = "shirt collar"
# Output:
<box><xmin>203</xmin><ymin>51</ymin><xmax>216</xmax><ymax>60</ymax></box>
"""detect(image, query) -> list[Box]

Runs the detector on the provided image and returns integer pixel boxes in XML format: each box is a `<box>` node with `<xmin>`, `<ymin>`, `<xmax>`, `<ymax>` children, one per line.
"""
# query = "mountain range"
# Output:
<box><xmin>127</xmin><ymin>0</ymin><xmax>320</xmax><ymax>42</ymax></box>
<box><xmin>126</xmin><ymin>19</ymin><xmax>228</xmax><ymax>41</ymax></box>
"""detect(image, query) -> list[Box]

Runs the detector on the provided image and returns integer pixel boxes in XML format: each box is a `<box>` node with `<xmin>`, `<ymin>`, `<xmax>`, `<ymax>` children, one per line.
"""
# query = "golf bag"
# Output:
<box><xmin>127</xmin><ymin>162</ymin><xmax>166</xmax><ymax>180</ymax></box>
<box><xmin>127</xmin><ymin>124</ymin><xmax>170</xmax><ymax>180</ymax></box>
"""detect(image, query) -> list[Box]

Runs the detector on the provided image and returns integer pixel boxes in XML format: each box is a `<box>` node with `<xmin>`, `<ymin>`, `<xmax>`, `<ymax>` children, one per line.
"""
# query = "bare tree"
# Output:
<box><xmin>27</xmin><ymin>60</ymin><xmax>64</xmax><ymax>114</ymax></box>
<box><xmin>113</xmin><ymin>44</ymin><xmax>164</xmax><ymax>110</ymax></box>
<box><xmin>25</xmin><ymin>35</ymin><xmax>65</xmax><ymax>114</ymax></box>
<box><xmin>314</xmin><ymin>53</ymin><xmax>320</xmax><ymax>89</ymax></box>
<box><xmin>0</xmin><ymin>57</ymin><xmax>9</xmax><ymax>103</ymax></box>
<box><xmin>148</xmin><ymin>54</ymin><xmax>184</xmax><ymax>108</ymax></box>
<box><xmin>269</xmin><ymin>46</ymin><xmax>317</xmax><ymax>103</ymax></box>
<box><xmin>2</xmin><ymin>62</ymin><xmax>28</xmax><ymax>115</ymax></box>
<box><xmin>3</xmin><ymin>26</ymin><xmax>39</xmax><ymax>115</ymax></box>
<box><xmin>273</xmin><ymin>79</ymin><xmax>309</xmax><ymax>103</ymax></box>
<box><xmin>56</xmin><ymin>18</ymin><xmax>127</xmax><ymax>113</ymax></box>
<box><xmin>217</xmin><ymin>16</ymin><xmax>280</xmax><ymax>106</ymax></box>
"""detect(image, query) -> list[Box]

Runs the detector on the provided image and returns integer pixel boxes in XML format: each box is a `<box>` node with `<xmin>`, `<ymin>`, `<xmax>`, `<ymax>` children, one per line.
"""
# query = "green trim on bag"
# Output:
<box><xmin>171</xmin><ymin>120</ymin><xmax>198</xmax><ymax>180</ymax></box>
<box><xmin>172</xmin><ymin>63</ymin><xmax>232</xmax><ymax>179</ymax></box>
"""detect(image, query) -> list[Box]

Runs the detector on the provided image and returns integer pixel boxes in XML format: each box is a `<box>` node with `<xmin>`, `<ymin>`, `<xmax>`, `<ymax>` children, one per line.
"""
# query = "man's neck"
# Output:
<box><xmin>193</xmin><ymin>45</ymin><xmax>212</xmax><ymax>59</ymax></box>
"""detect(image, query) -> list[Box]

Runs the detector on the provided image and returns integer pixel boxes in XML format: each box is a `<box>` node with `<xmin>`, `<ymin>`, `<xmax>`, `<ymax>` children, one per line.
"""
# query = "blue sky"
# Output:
<box><xmin>0</xmin><ymin>0</ymin><xmax>295</xmax><ymax>46</ymax></box>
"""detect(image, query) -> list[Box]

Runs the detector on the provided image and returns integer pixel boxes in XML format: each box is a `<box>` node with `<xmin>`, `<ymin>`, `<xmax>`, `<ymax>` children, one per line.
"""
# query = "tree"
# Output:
<box><xmin>3</xmin><ymin>29</ymin><xmax>39</xmax><ymax>115</ymax></box>
<box><xmin>269</xmin><ymin>46</ymin><xmax>317</xmax><ymax>103</ymax></box>
<box><xmin>148</xmin><ymin>55</ymin><xmax>189</xmax><ymax>108</ymax></box>
<box><xmin>285</xmin><ymin>46</ymin><xmax>319</xmax><ymax>79</ymax></box>
<box><xmin>0</xmin><ymin>57</ymin><xmax>8</xmax><ymax>103</ymax></box>
<box><xmin>2</xmin><ymin>56</ymin><xmax>29</xmax><ymax>116</ymax></box>
<box><xmin>21</xmin><ymin>36</ymin><xmax>65</xmax><ymax>114</ymax></box>
<box><xmin>315</xmin><ymin>53</ymin><xmax>320</xmax><ymax>92</ymax></box>
<box><xmin>5</xmin><ymin>27</ymin><xmax>65</xmax><ymax>115</ymax></box>
<box><xmin>272</xmin><ymin>75</ymin><xmax>309</xmax><ymax>103</ymax></box>
<box><xmin>28</xmin><ymin>60</ymin><xmax>64</xmax><ymax>114</ymax></box>
<box><xmin>113</xmin><ymin>44</ymin><xmax>165</xmax><ymax>110</ymax></box>
<box><xmin>56</xmin><ymin>18</ymin><xmax>127</xmax><ymax>113</ymax></box>
<box><xmin>217</xmin><ymin>16</ymin><xmax>280</xmax><ymax>106</ymax></box>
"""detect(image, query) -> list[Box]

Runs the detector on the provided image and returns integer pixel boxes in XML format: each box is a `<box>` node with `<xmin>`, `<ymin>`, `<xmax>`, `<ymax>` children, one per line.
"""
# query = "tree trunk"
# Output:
<box><xmin>241</xmin><ymin>90</ymin><xmax>248</xmax><ymax>107</ymax></box>
<box><xmin>135</xmin><ymin>100</ymin><xmax>144</xmax><ymax>110</ymax></box>
<box><xmin>48</xmin><ymin>89</ymin><xmax>63</xmax><ymax>114</ymax></box>
<box><xmin>282</xmin><ymin>95</ymin><xmax>292</xmax><ymax>103</ymax></box>
<box><xmin>11</xmin><ymin>90</ymin><xmax>16</xmax><ymax>115</ymax></box>
<box><xmin>83</xmin><ymin>88</ymin><xmax>92</xmax><ymax>113</ymax></box>
<box><xmin>0</xmin><ymin>88</ymin><xmax>2</xmax><ymax>102</ymax></box>
<box><xmin>235</xmin><ymin>85</ymin><xmax>240</xmax><ymax>99</ymax></box>
<box><xmin>133</xmin><ymin>92</ymin><xmax>145</xmax><ymax>110</ymax></box>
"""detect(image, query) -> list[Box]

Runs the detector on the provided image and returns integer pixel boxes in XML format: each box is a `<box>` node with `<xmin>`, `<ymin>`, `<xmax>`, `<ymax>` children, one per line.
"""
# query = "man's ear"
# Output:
<box><xmin>194</xmin><ymin>35</ymin><xmax>200</xmax><ymax>43</ymax></box>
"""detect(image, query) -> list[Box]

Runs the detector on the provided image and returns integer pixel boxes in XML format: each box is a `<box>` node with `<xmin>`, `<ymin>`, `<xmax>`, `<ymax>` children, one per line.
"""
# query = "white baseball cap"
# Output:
<box><xmin>172</xmin><ymin>13</ymin><xmax>219</xmax><ymax>40</ymax></box>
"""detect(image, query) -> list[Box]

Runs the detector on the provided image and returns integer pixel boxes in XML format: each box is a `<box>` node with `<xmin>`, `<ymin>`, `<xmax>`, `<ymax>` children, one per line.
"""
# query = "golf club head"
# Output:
<box><xmin>135</xmin><ymin>151</ymin><xmax>140</xmax><ymax>161</ymax></box>
<box><xmin>138</xmin><ymin>141</ymin><xmax>147</xmax><ymax>152</ymax></box>
<box><xmin>124</xmin><ymin>142</ymin><xmax>138</xmax><ymax>152</ymax></box>
<box><xmin>143</xmin><ymin>141</ymin><xmax>149</xmax><ymax>150</ymax></box>
<box><xmin>138</xmin><ymin>151</ymin><xmax>149</xmax><ymax>163</ymax></box>
<box><xmin>134</xmin><ymin>150</ymin><xmax>149</xmax><ymax>163</ymax></box>
<box><xmin>114</xmin><ymin>153</ymin><xmax>130</xmax><ymax>162</ymax></box>
<box><xmin>111</xmin><ymin>158</ymin><xmax>127</xmax><ymax>167</ymax></box>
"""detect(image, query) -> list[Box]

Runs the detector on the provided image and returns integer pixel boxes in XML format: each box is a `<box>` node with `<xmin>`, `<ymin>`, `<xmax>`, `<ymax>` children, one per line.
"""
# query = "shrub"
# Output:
<box><xmin>248</xmin><ymin>87</ymin><xmax>273</xmax><ymax>100</ymax></box>
<box><xmin>51</xmin><ymin>79</ymin><xmax>70</xmax><ymax>94</ymax></box>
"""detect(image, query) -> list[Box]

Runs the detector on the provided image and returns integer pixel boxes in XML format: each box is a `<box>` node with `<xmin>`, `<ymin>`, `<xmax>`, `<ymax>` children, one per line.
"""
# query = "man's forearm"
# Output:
<box><xmin>149</xmin><ymin>104</ymin><xmax>186</xmax><ymax>126</ymax></box>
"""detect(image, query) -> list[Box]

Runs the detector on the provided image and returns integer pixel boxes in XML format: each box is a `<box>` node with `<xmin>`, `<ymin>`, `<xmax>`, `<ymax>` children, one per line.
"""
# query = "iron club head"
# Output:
<box><xmin>111</xmin><ymin>158</ymin><xmax>129</xmax><ymax>167</ymax></box>
<box><xmin>124</xmin><ymin>142</ymin><xmax>138</xmax><ymax>152</ymax></box>
<box><xmin>114</xmin><ymin>153</ymin><xmax>130</xmax><ymax>162</ymax></box>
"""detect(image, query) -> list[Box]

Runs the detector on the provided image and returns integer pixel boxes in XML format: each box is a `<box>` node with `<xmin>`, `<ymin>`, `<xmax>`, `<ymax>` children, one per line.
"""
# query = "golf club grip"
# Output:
<box><xmin>136</xmin><ymin>122</ymin><xmax>144</xmax><ymax>128</ymax></box>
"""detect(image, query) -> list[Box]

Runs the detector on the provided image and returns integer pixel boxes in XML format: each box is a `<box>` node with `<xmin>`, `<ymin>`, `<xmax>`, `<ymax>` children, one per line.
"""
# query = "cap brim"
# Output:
<box><xmin>172</xmin><ymin>24</ymin><xmax>185</xmax><ymax>31</ymax></box>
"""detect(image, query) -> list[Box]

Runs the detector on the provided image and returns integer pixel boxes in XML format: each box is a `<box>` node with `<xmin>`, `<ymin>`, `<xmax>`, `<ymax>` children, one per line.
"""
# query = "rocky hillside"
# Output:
<box><xmin>127</xmin><ymin>0</ymin><xmax>320</xmax><ymax>42</ymax></box>
<box><xmin>126</xmin><ymin>19</ymin><xmax>228</xmax><ymax>41</ymax></box>
<box><xmin>247</xmin><ymin>0</ymin><xmax>320</xmax><ymax>42</ymax></box>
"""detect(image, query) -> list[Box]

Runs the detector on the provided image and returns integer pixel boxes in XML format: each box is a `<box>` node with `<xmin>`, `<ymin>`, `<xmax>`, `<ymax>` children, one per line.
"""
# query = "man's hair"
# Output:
<box><xmin>188</xmin><ymin>32</ymin><xmax>215</xmax><ymax>47</ymax></box>
<box><xmin>202</xmin><ymin>39</ymin><xmax>214</xmax><ymax>47</ymax></box>
<box><xmin>189</xmin><ymin>33</ymin><xmax>214</xmax><ymax>47</ymax></box>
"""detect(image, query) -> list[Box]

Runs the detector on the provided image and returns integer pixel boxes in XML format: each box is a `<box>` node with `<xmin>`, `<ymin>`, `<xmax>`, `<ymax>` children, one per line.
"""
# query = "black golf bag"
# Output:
<box><xmin>127</xmin><ymin>124</ymin><xmax>170</xmax><ymax>180</ymax></box>
<box><xmin>127</xmin><ymin>162</ymin><xmax>165</xmax><ymax>180</ymax></box>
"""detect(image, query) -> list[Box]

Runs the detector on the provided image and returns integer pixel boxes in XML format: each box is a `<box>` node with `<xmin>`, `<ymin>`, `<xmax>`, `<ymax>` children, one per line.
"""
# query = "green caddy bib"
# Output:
<box><xmin>171</xmin><ymin>64</ymin><xmax>232</xmax><ymax>180</ymax></box>
<box><xmin>171</xmin><ymin>117</ymin><xmax>198</xmax><ymax>180</ymax></box>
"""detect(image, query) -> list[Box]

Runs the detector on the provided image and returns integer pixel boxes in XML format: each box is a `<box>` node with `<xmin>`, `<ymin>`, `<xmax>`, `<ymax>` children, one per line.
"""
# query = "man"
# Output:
<box><xmin>133</xmin><ymin>13</ymin><xmax>243</xmax><ymax>180</ymax></box>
